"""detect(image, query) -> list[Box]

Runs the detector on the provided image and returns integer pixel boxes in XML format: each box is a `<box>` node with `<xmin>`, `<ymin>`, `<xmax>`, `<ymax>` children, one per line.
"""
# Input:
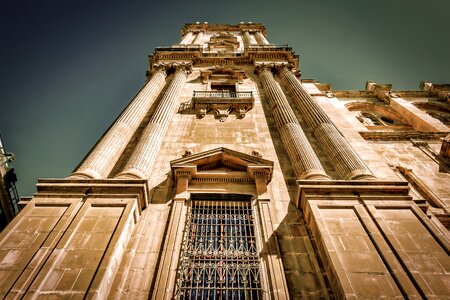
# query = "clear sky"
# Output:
<box><xmin>1</xmin><ymin>0</ymin><xmax>449</xmax><ymax>196</ymax></box>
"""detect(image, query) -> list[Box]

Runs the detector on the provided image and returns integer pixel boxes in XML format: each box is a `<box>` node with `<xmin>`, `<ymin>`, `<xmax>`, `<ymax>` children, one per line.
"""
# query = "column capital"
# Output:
<box><xmin>149</xmin><ymin>63</ymin><xmax>170</xmax><ymax>75</ymax></box>
<box><xmin>173</xmin><ymin>62</ymin><xmax>193</xmax><ymax>75</ymax></box>
<box><xmin>275</xmin><ymin>63</ymin><xmax>295</xmax><ymax>73</ymax></box>
<box><xmin>254</xmin><ymin>63</ymin><xmax>275</xmax><ymax>74</ymax></box>
<box><xmin>276</xmin><ymin>63</ymin><xmax>301</xmax><ymax>78</ymax></box>
<box><xmin>150</xmin><ymin>62</ymin><xmax>193</xmax><ymax>76</ymax></box>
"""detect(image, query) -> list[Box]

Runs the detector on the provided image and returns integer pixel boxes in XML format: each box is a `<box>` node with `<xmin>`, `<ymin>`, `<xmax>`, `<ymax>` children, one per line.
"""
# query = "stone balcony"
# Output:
<box><xmin>192</xmin><ymin>91</ymin><xmax>254</xmax><ymax>121</ymax></box>
<box><xmin>246</xmin><ymin>44</ymin><xmax>292</xmax><ymax>52</ymax></box>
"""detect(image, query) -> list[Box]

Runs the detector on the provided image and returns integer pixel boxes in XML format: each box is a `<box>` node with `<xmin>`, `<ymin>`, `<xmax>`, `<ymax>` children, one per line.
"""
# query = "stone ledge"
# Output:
<box><xmin>34</xmin><ymin>178</ymin><xmax>149</xmax><ymax>211</ymax></box>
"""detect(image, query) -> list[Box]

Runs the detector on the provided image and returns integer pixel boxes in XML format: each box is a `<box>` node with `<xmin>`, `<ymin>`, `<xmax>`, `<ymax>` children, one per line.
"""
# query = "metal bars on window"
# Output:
<box><xmin>176</xmin><ymin>198</ymin><xmax>263</xmax><ymax>299</ymax></box>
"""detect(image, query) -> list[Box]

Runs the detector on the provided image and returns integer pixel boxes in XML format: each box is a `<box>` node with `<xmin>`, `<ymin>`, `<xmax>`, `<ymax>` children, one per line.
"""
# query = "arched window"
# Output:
<box><xmin>360</xmin><ymin>113</ymin><xmax>381</xmax><ymax>126</ymax></box>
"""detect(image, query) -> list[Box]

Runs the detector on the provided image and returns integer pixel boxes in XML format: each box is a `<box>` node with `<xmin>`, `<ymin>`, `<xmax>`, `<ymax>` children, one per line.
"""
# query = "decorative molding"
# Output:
<box><xmin>171</xmin><ymin>147</ymin><xmax>274</xmax><ymax>184</ymax></box>
<box><xmin>359</xmin><ymin>131</ymin><xmax>447</xmax><ymax>141</ymax></box>
<box><xmin>192</xmin><ymin>91</ymin><xmax>254</xmax><ymax>121</ymax></box>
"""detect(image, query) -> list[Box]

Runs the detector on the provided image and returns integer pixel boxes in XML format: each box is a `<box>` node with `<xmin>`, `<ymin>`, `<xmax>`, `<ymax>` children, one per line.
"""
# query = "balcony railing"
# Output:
<box><xmin>200</xmin><ymin>52</ymin><xmax>243</xmax><ymax>57</ymax></box>
<box><xmin>192</xmin><ymin>91</ymin><xmax>255</xmax><ymax>121</ymax></box>
<box><xmin>246</xmin><ymin>44</ymin><xmax>293</xmax><ymax>52</ymax></box>
<box><xmin>155</xmin><ymin>45</ymin><xmax>202</xmax><ymax>52</ymax></box>
<box><xmin>193</xmin><ymin>91</ymin><xmax>253</xmax><ymax>99</ymax></box>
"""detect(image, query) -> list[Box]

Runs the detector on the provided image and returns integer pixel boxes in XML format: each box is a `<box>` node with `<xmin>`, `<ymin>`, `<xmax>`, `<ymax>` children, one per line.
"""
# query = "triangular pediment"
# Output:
<box><xmin>171</xmin><ymin>147</ymin><xmax>273</xmax><ymax>182</ymax></box>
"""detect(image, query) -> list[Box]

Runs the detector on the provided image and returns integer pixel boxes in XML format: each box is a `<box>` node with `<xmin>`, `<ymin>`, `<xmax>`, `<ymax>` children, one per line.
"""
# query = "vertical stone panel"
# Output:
<box><xmin>0</xmin><ymin>203</ymin><xmax>71</xmax><ymax>298</ymax></box>
<box><xmin>373</xmin><ymin>206</ymin><xmax>450</xmax><ymax>297</ymax></box>
<box><xmin>24</xmin><ymin>198</ymin><xmax>138</xmax><ymax>298</ymax></box>
<box><xmin>276</xmin><ymin>205</ymin><xmax>330</xmax><ymax>298</ymax></box>
<box><xmin>108</xmin><ymin>203</ymin><xmax>171</xmax><ymax>299</ymax></box>
<box><xmin>308</xmin><ymin>204</ymin><xmax>404</xmax><ymax>298</ymax></box>
<box><xmin>257</xmin><ymin>200</ymin><xmax>290</xmax><ymax>298</ymax></box>
<box><xmin>152</xmin><ymin>200</ymin><xmax>187</xmax><ymax>299</ymax></box>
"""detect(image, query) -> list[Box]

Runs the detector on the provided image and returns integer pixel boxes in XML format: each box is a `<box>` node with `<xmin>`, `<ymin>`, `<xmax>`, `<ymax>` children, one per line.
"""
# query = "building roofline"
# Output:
<box><xmin>181</xmin><ymin>22</ymin><xmax>267</xmax><ymax>36</ymax></box>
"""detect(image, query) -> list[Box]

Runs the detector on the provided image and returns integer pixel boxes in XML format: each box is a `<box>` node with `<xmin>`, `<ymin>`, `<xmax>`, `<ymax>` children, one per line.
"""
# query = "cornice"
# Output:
<box><xmin>181</xmin><ymin>22</ymin><xmax>267</xmax><ymax>36</ymax></box>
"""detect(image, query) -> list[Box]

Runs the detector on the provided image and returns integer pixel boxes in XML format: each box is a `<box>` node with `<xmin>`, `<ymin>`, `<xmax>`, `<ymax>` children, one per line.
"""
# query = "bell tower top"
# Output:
<box><xmin>181</xmin><ymin>22</ymin><xmax>267</xmax><ymax>37</ymax></box>
<box><xmin>148</xmin><ymin>22</ymin><xmax>299</xmax><ymax>74</ymax></box>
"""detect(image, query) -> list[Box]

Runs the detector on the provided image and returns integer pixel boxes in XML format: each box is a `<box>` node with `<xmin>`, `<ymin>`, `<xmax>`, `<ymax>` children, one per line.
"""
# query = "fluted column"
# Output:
<box><xmin>254</xmin><ymin>31</ymin><xmax>270</xmax><ymax>45</ymax></box>
<box><xmin>242</xmin><ymin>30</ymin><xmax>258</xmax><ymax>46</ymax></box>
<box><xmin>192</xmin><ymin>31</ymin><xmax>204</xmax><ymax>45</ymax></box>
<box><xmin>116</xmin><ymin>64</ymin><xmax>192</xmax><ymax>179</ymax></box>
<box><xmin>257</xmin><ymin>66</ymin><xmax>330</xmax><ymax>180</ymax></box>
<box><xmin>279</xmin><ymin>66</ymin><xmax>375</xmax><ymax>180</ymax></box>
<box><xmin>70</xmin><ymin>66</ymin><xmax>168</xmax><ymax>179</ymax></box>
<box><xmin>180</xmin><ymin>31</ymin><xmax>194</xmax><ymax>44</ymax></box>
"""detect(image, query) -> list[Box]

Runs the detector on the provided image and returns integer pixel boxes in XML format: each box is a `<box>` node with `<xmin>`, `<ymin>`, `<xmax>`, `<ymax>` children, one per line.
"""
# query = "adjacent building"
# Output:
<box><xmin>0</xmin><ymin>134</ymin><xmax>19</xmax><ymax>230</ymax></box>
<box><xmin>0</xmin><ymin>23</ymin><xmax>449</xmax><ymax>299</ymax></box>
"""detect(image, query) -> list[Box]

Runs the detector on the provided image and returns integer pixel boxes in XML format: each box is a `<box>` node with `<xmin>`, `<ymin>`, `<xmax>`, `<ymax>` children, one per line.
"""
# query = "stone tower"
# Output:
<box><xmin>0</xmin><ymin>23</ymin><xmax>449</xmax><ymax>299</ymax></box>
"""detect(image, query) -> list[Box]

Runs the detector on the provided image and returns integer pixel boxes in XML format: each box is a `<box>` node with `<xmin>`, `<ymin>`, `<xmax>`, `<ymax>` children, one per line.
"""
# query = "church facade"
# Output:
<box><xmin>0</xmin><ymin>23</ymin><xmax>449</xmax><ymax>299</ymax></box>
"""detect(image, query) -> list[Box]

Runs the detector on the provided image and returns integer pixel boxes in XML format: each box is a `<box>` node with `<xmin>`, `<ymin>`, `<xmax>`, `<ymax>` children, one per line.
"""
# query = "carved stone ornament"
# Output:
<box><xmin>212</xmin><ymin>104</ymin><xmax>232</xmax><ymax>122</ymax></box>
<box><xmin>149</xmin><ymin>62</ymin><xmax>193</xmax><ymax>76</ymax></box>
<box><xmin>208</xmin><ymin>33</ymin><xmax>239</xmax><ymax>52</ymax></box>
<box><xmin>255</xmin><ymin>63</ymin><xmax>294</xmax><ymax>75</ymax></box>
<box><xmin>192</xmin><ymin>91</ymin><xmax>254</xmax><ymax>121</ymax></box>
<box><xmin>170</xmin><ymin>147</ymin><xmax>274</xmax><ymax>184</ymax></box>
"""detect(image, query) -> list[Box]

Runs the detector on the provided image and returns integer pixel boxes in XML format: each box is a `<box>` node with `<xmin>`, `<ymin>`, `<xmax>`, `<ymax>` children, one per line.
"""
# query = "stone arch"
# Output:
<box><xmin>413</xmin><ymin>102</ymin><xmax>450</xmax><ymax>126</ymax></box>
<box><xmin>345</xmin><ymin>102</ymin><xmax>409</xmax><ymax>127</ymax></box>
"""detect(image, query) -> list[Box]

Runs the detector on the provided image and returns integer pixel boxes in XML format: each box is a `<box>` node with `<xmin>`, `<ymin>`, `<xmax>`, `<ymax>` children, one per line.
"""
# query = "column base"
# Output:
<box><xmin>67</xmin><ymin>168</ymin><xmax>102</xmax><ymax>180</ymax></box>
<box><xmin>115</xmin><ymin>168</ymin><xmax>147</xmax><ymax>180</ymax></box>
<box><xmin>299</xmin><ymin>170</ymin><xmax>331</xmax><ymax>181</ymax></box>
<box><xmin>344</xmin><ymin>169</ymin><xmax>376</xmax><ymax>180</ymax></box>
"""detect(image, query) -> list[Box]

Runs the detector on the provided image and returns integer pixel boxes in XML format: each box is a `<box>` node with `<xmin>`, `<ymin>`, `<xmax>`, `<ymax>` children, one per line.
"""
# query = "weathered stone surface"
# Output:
<box><xmin>0</xmin><ymin>22</ymin><xmax>449</xmax><ymax>299</ymax></box>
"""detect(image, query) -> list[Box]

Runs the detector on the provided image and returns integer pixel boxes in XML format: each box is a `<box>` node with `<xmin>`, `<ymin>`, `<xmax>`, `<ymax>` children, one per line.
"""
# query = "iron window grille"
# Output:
<box><xmin>176</xmin><ymin>196</ymin><xmax>263</xmax><ymax>299</ymax></box>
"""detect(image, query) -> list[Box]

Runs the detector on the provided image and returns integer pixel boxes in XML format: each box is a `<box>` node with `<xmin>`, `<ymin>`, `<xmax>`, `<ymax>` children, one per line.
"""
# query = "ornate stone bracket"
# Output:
<box><xmin>212</xmin><ymin>104</ymin><xmax>232</xmax><ymax>122</ymax></box>
<box><xmin>193</xmin><ymin>91</ymin><xmax>254</xmax><ymax>121</ymax></box>
<box><xmin>196</xmin><ymin>102</ymin><xmax>253</xmax><ymax>121</ymax></box>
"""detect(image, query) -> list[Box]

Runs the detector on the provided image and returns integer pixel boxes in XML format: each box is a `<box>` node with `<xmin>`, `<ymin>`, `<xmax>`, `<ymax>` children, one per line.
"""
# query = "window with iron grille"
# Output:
<box><xmin>176</xmin><ymin>195</ymin><xmax>263</xmax><ymax>299</ymax></box>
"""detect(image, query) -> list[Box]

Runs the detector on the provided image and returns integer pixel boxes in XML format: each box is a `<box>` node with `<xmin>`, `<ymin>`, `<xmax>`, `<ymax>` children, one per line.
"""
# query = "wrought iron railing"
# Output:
<box><xmin>193</xmin><ymin>91</ymin><xmax>253</xmax><ymax>99</ymax></box>
<box><xmin>155</xmin><ymin>45</ymin><xmax>202</xmax><ymax>52</ymax></box>
<box><xmin>246</xmin><ymin>44</ymin><xmax>293</xmax><ymax>52</ymax></box>
<box><xmin>201</xmin><ymin>52</ymin><xmax>243</xmax><ymax>58</ymax></box>
<box><xmin>176</xmin><ymin>199</ymin><xmax>263</xmax><ymax>299</ymax></box>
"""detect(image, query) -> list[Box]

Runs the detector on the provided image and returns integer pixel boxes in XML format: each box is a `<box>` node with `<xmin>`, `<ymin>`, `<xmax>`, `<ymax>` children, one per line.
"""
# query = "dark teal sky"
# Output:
<box><xmin>1</xmin><ymin>0</ymin><xmax>449</xmax><ymax>196</ymax></box>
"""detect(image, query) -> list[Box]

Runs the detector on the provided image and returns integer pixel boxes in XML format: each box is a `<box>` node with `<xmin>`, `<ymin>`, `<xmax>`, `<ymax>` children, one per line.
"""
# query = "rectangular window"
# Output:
<box><xmin>176</xmin><ymin>197</ymin><xmax>263</xmax><ymax>299</ymax></box>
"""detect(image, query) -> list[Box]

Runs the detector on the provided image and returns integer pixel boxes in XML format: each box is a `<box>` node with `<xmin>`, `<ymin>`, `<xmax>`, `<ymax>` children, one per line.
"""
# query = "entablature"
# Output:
<box><xmin>181</xmin><ymin>22</ymin><xmax>267</xmax><ymax>36</ymax></box>
<box><xmin>149</xmin><ymin>44</ymin><xmax>299</xmax><ymax>69</ymax></box>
